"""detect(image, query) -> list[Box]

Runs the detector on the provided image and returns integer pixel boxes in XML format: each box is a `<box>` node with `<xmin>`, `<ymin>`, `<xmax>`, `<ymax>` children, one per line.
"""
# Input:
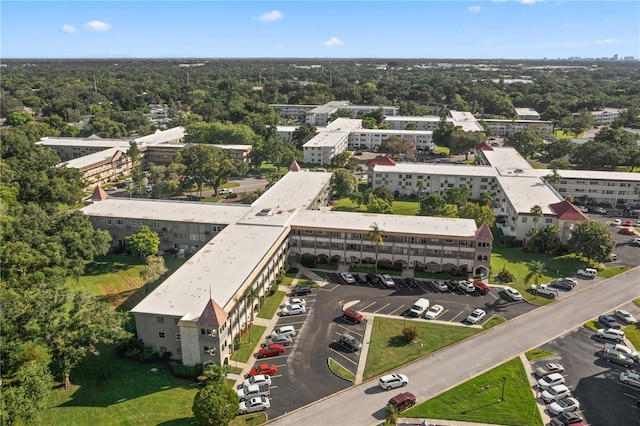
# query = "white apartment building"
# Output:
<box><xmin>483</xmin><ymin>119</ymin><xmax>554</xmax><ymax>137</ymax></box>
<box><xmin>514</xmin><ymin>108</ymin><xmax>541</xmax><ymax>120</ymax></box>
<box><xmin>591</xmin><ymin>108</ymin><xmax>621</xmax><ymax>126</ymax></box>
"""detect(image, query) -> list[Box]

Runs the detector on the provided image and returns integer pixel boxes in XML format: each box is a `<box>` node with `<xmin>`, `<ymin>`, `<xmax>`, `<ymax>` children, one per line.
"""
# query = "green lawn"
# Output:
<box><xmin>598</xmin><ymin>266</ymin><xmax>630</xmax><ymax>278</ymax></box>
<box><xmin>231</xmin><ymin>325</ymin><xmax>267</xmax><ymax>363</ymax></box>
<box><xmin>44</xmin><ymin>346</ymin><xmax>198</xmax><ymax>425</ymax></box>
<box><xmin>331</xmin><ymin>198</ymin><xmax>419</xmax><ymax>216</ymax></box>
<box><xmin>279</xmin><ymin>271</ymin><xmax>297</xmax><ymax>286</ymax></box>
<box><xmin>483</xmin><ymin>315</ymin><xmax>506</xmax><ymax>330</ymax></box>
<box><xmin>403</xmin><ymin>357</ymin><xmax>543</xmax><ymax>426</ymax></box>
<box><xmin>525</xmin><ymin>349</ymin><xmax>555</xmax><ymax>361</ymax></box>
<box><xmin>328</xmin><ymin>358</ymin><xmax>355</xmax><ymax>382</ymax></box>
<box><xmin>257</xmin><ymin>291</ymin><xmax>285</xmax><ymax>319</ymax></box>
<box><xmin>230</xmin><ymin>413</ymin><xmax>267</xmax><ymax>426</ymax></box>
<box><xmin>363</xmin><ymin>317</ymin><xmax>481</xmax><ymax>380</ymax></box>
<box><xmin>624</xmin><ymin>324</ymin><xmax>640</xmax><ymax>349</ymax></box>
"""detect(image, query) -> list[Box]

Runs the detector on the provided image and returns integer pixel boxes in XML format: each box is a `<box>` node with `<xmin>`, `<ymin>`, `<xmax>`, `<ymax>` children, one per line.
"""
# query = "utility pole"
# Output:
<box><xmin>500</xmin><ymin>376</ymin><xmax>507</xmax><ymax>402</ymax></box>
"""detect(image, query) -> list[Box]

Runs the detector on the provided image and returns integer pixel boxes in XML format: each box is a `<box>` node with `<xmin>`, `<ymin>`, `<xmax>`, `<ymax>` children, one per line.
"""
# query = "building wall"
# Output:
<box><xmin>134</xmin><ymin>312</ymin><xmax>182</xmax><ymax>359</ymax></box>
<box><xmin>348</xmin><ymin>131</ymin><xmax>434</xmax><ymax>152</ymax></box>
<box><xmin>384</xmin><ymin>118</ymin><xmax>442</xmax><ymax>131</ymax></box>
<box><xmin>484</xmin><ymin>120</ymin><xmax>554</xmax><ymax>137</ymax></box>
<box><xmin>551</xmin><ymin>177</ymin><xmax>638</xmax><ymax>207</ymax></box>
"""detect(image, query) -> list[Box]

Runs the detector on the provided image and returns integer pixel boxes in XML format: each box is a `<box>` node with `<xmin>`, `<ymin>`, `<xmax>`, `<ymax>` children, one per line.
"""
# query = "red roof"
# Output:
<box><xmin>366</xmin><ymin>156</ymin><xmax>397</xmax><ymax>167</ymax></box>
<box><xmin>197</xmin><ymin>299</ymin><xmax>228</xmax><ymax>327</ymax></box>
<box><xmin>289</xmin><ymin>159</ymin><xmax>301</xmax><ymax>172</ymax></box>
<box><xmin>549</xmin><ymin>201</ymin><xmax>589</xmax><ymax>221</ymax></box>
<box><xmin>90</xmin><ymin>185</ymin><xmax>108</xmax><ymax>201</ymax></box>
<box><xmin>474</xmin><ymin>142</ymin><xmax>494</xmax><ymax>151</ymax></box>
<box><xmin>475</xmin><ymin>223</ymin><xmax>494</xmax><ymax>241</ymax></box>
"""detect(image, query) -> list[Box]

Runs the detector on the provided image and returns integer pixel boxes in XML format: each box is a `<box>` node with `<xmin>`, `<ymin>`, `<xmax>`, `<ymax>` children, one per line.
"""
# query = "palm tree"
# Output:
<box><xmin>368</xmin><ymin>222</ymin><xmax>384</xmax><ymax>272</ymax></box>
<box><xmin>545</xmin><ymin>169</ymin><xmax>562</xmax><ymax>185</ymax></box>
<box><xmin>384</xmin><ymin>404</ymin><xmax>398</xmax><ymax>425</ymax></box>
<box><xmin>530</xmin><ymin>205</ymin><xmax>543</xmax><ymax>230</ymax></box>
<box><xmin>416</xmin><ymin>179</ymin><xmax>425</xmax><ymax>199</ymax></box>
<box><xmin>480</xmin><ymin>190</ymin><xmax>493</xmax><ymax>207</ymax></box>
<box><xmin>524</xmin><ymin>260</ymin><xmax>546</xmax><ymax>286</ymax></box>
<box><xmin>244</xmin><ymin>286</ymin><xmax>260</xmax><ymax>342</ymax></box>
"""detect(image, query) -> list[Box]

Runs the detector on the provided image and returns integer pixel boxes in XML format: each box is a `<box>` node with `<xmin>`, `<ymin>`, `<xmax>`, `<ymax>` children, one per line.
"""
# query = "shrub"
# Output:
<box><xmin>115</xmin><ymin>337</ymin><xmax>161</xmax><ymax>363</ymax></box>
<box><xmin>300</xmin><ymin>254</ymin><xmax>316</xmax><ymax>268</ymax></box>
<box><xmin>495</xmin><ymin>266</ymin><xmax>515</xmax><ymax>283</ymax></box>
<box><xmin>171</xmin><ymin>363</ymin><xmax>204</xmax><ymax>379</ymax></box>
<box><xmin>402</xmin><ymin>326</ymin><xmax>419</xmax><ymax>343</ymax></box>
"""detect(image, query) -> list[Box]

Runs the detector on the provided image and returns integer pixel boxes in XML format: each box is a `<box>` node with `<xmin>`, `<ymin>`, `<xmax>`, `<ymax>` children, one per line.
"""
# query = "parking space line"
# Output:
<box><xmin>362</xmin><ymin>301</ymin><xmax>377</xmax><ymax>311</ymax></box>
<box><xmin>449</xmin><ymin>311</ymin><xmax>464</xmax><ymax>322</ymax></box>
<box><xmin>416</xmin><ymin>282</ymin><xmax>428</xmax><ymax>292</ymax></box>
<box><xmin>488</xmin><ymin>291</ymin><xmax>498</xmax><ymax>300</ymax></box>
<box><xmin>373</xmin><ymin>303</ymin><xmax>390</xmax><ymax>313</ymax></box>
<box><xmin>329</xmin><ymin>346</ymin><xmax>358</xmax><ymax>366</ymax></box>
<box><xmin>388</xmin><ymin>305</ymin><xmax>406</xmax><ymax>316</ymax></box>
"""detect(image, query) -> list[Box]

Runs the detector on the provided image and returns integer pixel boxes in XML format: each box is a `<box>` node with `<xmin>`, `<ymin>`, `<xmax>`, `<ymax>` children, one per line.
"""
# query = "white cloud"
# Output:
<box><xmin>604</xmin><ymin>19</ymin><xmax>611</xmax><ymax>23</ymax></box>
<box><xmin>62</xmin><ymin>24</ymin><xmax>76</xmax><ymax>33</ymax></box>
<box><xmin>256</xmin><ymin>10</ymin><xmax>283</xmax><ymax>22</ymax></box>
<box><xmin>521</xmin><ymin>0</ymin><xmax>538</xmax><ymax>4</ymax></box>
<box><xmin>595</xmin><ymin>38</ymin><xmax>623</xmax><ymax>44</ymax></box>
<box><xmin>468</xmin><ymin>6</ymin><xmax>482</xmax><ymax>13</ymax></box>
<box><xmin>322</xmin><ymin>37</ymin><xmax>343</xmax><ymax>47</ymax></box>
<box><xmin>84</xmin><ymin>21</ymin><xmax>112</xmax><ymax>32</ymax></box>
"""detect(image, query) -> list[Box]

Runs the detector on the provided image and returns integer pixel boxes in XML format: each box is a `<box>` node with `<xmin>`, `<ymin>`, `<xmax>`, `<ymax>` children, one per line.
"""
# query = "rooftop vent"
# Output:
<box><xmin>257</xmin><ymin>208</ymin><xmax>274</xmax><ymax>216</ymax></box>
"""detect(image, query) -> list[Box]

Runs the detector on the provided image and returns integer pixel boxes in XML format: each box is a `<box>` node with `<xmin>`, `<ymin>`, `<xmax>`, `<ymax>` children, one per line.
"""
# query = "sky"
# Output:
<box><xmin>1</xmin><ymin>1</ymin><xmax>639</xmax><ymax>59</ymax></box>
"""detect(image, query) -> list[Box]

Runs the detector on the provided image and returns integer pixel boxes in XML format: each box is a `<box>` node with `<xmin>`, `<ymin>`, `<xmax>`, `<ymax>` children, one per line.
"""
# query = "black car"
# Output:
<box><xmin>365</xmin><ymin>273</ymin><xmax>381</xmax><ymax>285</ymax></box>
<box><xmin>403</xmin><ymin>277</ymin><xmax>419</xmax><ymax>288</ymax></box>
<box><xmin>549</xmin><ymin>411</ymin><xmax>583</xmax><ymax>426</ymax></box>
<box><xmin>599</xmin><ymin>314</ymin><xmax>621</xmax><ymax>329</ymax></box>
<box><xmin>550</xmin><ymin>279</ymin><xmax>574</xmax><ymax>290</ymax></box>
<box><xmin>292</xmin><ymin>285</ymin><xmax>311</xmax><ymax>296</ymax></box>
<box><xmin>446</xmin><ymin>280</ymin><xmax>460</xmax><ymax>291</ymax></box>
<box><xmin>355</xmin><ymin>273</ymin><xmax>368</xmax><ymax>284</ymax></box>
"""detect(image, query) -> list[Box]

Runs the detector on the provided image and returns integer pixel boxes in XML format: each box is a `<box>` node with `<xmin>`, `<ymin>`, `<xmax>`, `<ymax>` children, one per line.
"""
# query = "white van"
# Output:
<box><xmin>576</xmin><ymin>268</ymin><xmax>597</xmax><ymax>279</ymax></box>
<box><xmin>408</xmin><ymin>298</ymin><xmax>430</xmax><ymax>318</ymax></box>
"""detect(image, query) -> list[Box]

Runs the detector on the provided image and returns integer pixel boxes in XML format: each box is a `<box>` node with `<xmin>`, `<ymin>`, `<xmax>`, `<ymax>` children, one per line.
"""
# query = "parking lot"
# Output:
<box><xmin>587</xmin><ymin>213</ymin><xmax>640</xmax><ymax>268</ymax></box>
<box><xmin>535</xmin><ymin>301</ymin><xmax>640</xmax><ymax>425</ymax></box>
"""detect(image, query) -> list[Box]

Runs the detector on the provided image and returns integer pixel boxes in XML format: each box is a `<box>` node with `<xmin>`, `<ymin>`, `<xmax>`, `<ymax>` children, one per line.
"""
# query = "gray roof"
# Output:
<box><xmin>38</xmin><ymin>137</ymin><xmax>132</xmax><ymax>149</ymax></box>
<box><xmin>134</xmin><ymin>127</ymin><xmax>185</xmax><ymax>144</ymax></box>
<box><xmin>481</xmin><ymin>147</ymin><xmax>538</xmax><ymax>176</ymax></box>
<box><xmin>303</xmin><ymin>130</ymin><xmax>349</xmax><ymax>148</ymax></box>
<box><xmin>496</xmin><ymin>175</ymin><xmax>562</xmax><ymax>215</ymax></box>
<box><xmin>62</xmin><ymin>147</ymin><xmax>123</xmax><ymax>170</ymax></box>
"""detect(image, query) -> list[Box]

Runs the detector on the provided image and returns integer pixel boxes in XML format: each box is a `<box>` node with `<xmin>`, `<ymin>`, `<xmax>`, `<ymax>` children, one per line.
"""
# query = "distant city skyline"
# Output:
<box><xmin>2</xmin><ymin>1</ymin><xmax>638</xmax><ymax>59</ymax></box>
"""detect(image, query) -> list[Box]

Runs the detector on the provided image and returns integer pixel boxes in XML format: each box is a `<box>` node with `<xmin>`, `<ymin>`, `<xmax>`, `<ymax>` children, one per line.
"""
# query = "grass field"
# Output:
<box><xmin>404</xmin><ymin>357</ymin><xmax>543</xmax><ymax>426</ymax></box>
<box><xmin>328</xmin><ymin>358</ymin><xmax>355</xmax><ymax>382</ymax></box>
<box><xmin>525</xmin><ymin>349</ymin><xmax>555</xmax><ymax>361</ymax></box>
<box><xmin>624</xmin><ymin>324</ymin><xmax>640</xmax><ymax>349</ymax></box>
<box><xmin>231</xmin><ymin>325</ymin><xmax>267</xmax><ymax>363</ymax></box>
<box><xmin>483</xmin><ymin>315</ymin><xmax>506</xmax><ymax>330</ymax></box>
<box><xmin>331</xmin><ymin>198</ymin><xmax>419</xmax><ymax>216</ymax></box>
<box><xmin>363</xmin><ymin>317</ymin><xmax>481</xmax><ymax>380</ymax></box>
<box><xmin>257</xmin><ymin>291</ymin><xmax>285</xmax><ymax>319</ymax></box>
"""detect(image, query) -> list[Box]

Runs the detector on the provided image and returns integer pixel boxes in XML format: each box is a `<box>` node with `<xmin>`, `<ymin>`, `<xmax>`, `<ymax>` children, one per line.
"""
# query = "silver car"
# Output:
<box><xmin>378</xmin><ymin>373</ymin><xmax>409</xmax><ymax>390</ymax></box>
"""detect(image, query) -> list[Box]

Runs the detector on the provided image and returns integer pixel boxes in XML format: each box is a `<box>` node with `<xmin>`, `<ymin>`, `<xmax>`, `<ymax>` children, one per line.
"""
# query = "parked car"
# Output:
<box><xmin>473</xmin><ymin>281</ymin><xmax>490</xmax><ymax>295</ymax></box>
<box><xmin>602</xmin><ymin>348</ymin><xmax>635</xmax><ymax>367</ymax></box>
<box><xmin>615</xmin><ymin>309</ymin><xmax>637</xmax><ymax>324</ymax></box>
<box><xmin>339</xmin><ymin>332</ymin><xmax>362</xmax><ymax>351</ymax></box>
<box><xmin>408</xmin><ymin>298</ymin><xmax>430</xmax><ymax>318</ymax></box>
<box><xmin>242</xmin><ymin>374</ymin><xmax>272</xmax><ymax>388</ymax></box>
<box><xmin>265</xmin><ymin>334</ymin><xmax>293</xmax><ymax>346</ymax></box>
<box><xmin>403</xmin><ymin>277</ymin><xmax>419</xmax><ymax>288</ymax></box>
<box><xmin>340</xmin><ymin>272</ymin><xmax>356</xmax><ymax>284</ymax></box>
<box><xmin>465</xmin><ymin>308</ymin><xmax>486</xmax><ymax>324</ymax></box>
<box><xmin>612</xmin><ymin>219</ymin><xmax>622</xmax><ymax>226</ymax></box>
<box><xmin>379</xmin><ymin>373</ymin><xmax>409</xmax><ymax>391</ymax></box>
<box><xmin>620</xmin><ymin>371</ymin><xmax>640</xmax><ymax>387</ymax></box>
<box><xmin>594</xmin><ymin>207</ymin><xmax>608</xmax><ymax>214</ymax></box>
<box><xmin>619</xmin><ymin>227</ymin><xmax>636</xmax><ymax>235</ymax></box>
<box><xmin>237</xmin><ymin>383</ymin><xmax>270</xmax><ymax>401</ymax></box>
<box><xmin>343</xmin><ymin>307</ymin><xmax>364</xmax><ymax>323</ymax></box>
<box><xmin>283</xmin><ymin>298</ymin><xmax>306</xmax><ymax>308</ymax></box>
<box><xmin>534</xmin><ymin>363</ymin><xmax>565</xmax><ymax>378</ymax></box>
<box><xmin>596</xmin><ymin>328</ymin><xmax>625</xmax><ymax>342</ymax></box>
<box><xmin>634</xmin><ymin>237</ymin><xmax>640</xmax><ymax>247</ymax></box>
<box><xmin>605</xmin><ymin>343</ymin><xmax>638</xmax><ymax>361</ymax></box>
<box><xmin>239</xmin><ymin>396</ymin><xmax>270</xmax><ymax>415</ymax></box>
<box><xmin>281</xmin><ymin>304</ymin><xmax>306</xmax><ymax>316</ymax></box>
<box><xmin>381</xmin><ymin>274</ymin><xmax>395</xmax><ymax>287</ymax></box>
<box><xmin>424</xmin><ymin>304</ymin><xmax>444</xmax><ymax>320</ymax></box>
<box><xmin>503</xmin><ymin>287</ymin><xmax>523</xmax><ymax>301</ymax></box>
<box><xmin>598</xmin><ymin>314</ymin><xmax>621</xmax><ymax>329</ymax></box>
<box><xmin>458</xmin><ymin>280</ymin><xmax>475</xmax><ymax>293</ymax></box>
<box><xmin>537</xmin><ymin>373</ymin><xmax>565</xmax><ymax>390</ymax></box>
<box><xmin>258</xmin><ymin>344</ymin><xmax>285</xmax><ymax>358</ymax></box>
<box><xmin>624</xmin><ymin>220</ymin><xmax>634</xmax><ymax>227</ymax></box>
<box><xmin>355</xmin><ymin>273</ymin><xmax>368</xmax><ymax>284</ymax></box>
<box><xmin>541</xmin><ymin>384</ymin><xmax>571</xmax><ymax>403</ymax></box>
<box><xmin>366</xmin><ymin>273</ymin><xmax>382</xmax><ymax>285</ymax></box>
<box><xmin>291</xmin><ymin>285</ymin><xmax>311</xmax><ymax>296</ymax></box>
<box><xmin>387</xmin><ymin>392</ymin><xmax>415</xmax><ymax>412</ymax></box>
<box><xmin>608</xmin><ymin>253</ymin><xmax>618</xmax><ymax>261</ymax></box>
<box><xmin>271</xmin><ymin>326</ymin><xmax>295</xmax><ymax>338</ymax></box>
<box><xmin>549</xmin><ymin>411</ymin><xmax>584</xmax><ymax>426</ymax></box>
<box><xmin>550</xmin><ymin>279</ymin><xmax>575</xmax><ymax>290</ymax></box>
<box><xmin>548</xmin><ymin>397</ymin><xmax>580</xmax><ymax>416</ymax></box>
<box><xmin>247</xmin><ymin>364</ymin><xmax>277</xmax><ymax>377</ymax></box>
<box><xmin>530</xmin><ymin>284</ymin><xmax>559</xmax><ymax>298</ymax></box>
<box><xmin>576</xmin><ymin>268</ymin><xmax>597</xmax><ymax>279</ymax></box>
<box><xmin>217</xmin><ymin>188</ymin><xmax>233</xmax><ymax>195</ymax></box>
<box><xmin>446</xmin><ymin>280</ymin><xmax>460</xmax><ymax>291</ymax></box>
<box><xmin>429</xmin><ymin>280</ymin><xmax>448</xmax><ymax>292</ymax></box>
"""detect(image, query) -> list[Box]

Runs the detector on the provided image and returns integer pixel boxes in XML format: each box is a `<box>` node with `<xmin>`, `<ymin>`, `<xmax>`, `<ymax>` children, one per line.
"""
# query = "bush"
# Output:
<box><xmin>402</xmin><ymin>326</ymin><xmax>419</xmax><ymax>343</ymax></box>
<box><xmin>171</xmin><ymin>363</ymin><xmax>204</xmax><ymax>379</ymax></box>
<box><xmin>300</xmin><ymin>254</ymin><xmax>316</xmax><ymax>268</ymax></box>
<box><xmin>115</xmin><ymin>337</ymin><xmax>161</xmax><ymax>363</ymax></box>
<box><xmin>495</xmin><ymin>266</ymin><xmax>515</xmax><ymax>283</ymax></box>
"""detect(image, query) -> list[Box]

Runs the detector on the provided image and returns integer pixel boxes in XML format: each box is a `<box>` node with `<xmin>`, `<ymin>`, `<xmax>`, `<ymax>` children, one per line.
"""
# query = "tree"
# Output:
<box><xmin>417</xmin><ymin>194</ymin><xmax>450</xmax><ymax>217</ymax></box>
<box><xmin>567</xmin><ymin>221</ymin><xmax>616</xmax><ymax>263</ymax></box>
<box><xmin>126</xmin><ymin>226</ymin><xmax>160</xmax><ymax>258</ymax></box>
<box><xmin>332</xmin><ymin>169</ymin><xmax>358</xmax><ymax>198</ymax></box>
<box><xmin>525</xmin><ymin>224</ymin><xmax>561</xmax><ymax>254</ymax></box>
<box><xmin>524</xmin><ymin>260</ymin><xmax>546</xmax><ymax>286</ymax></box>
<box><xmin>503</xmin><ymin>130</ymin><xmax>543</xmax><ymax>159</ymax></box>
<box><xmin>367</xmin><ymin>196</ymin><xmax>392</xmax><ymax>214</ymax></box>
<box><xmin>140</xmin><ymin>255</ymin><xmax>168</xmax><ymax>283</ymax></box>
<box><xmin>0</xmin><ymin>360</ymin><xmax>53</xmax><ymax>425</ymax></box>
<box><xmin>379</xmin><ymin>136</ymin><xmax>416</xmax><ymax>161</ymax></box>
<box><xmin>290</xmin><ymin>123</ymin><xmax>317</xmax><ymax>149</ymax></box>
<box><xmin>243</xmin><ymin>286</ymin><xmax>260</xmax><ymax>342</ymax></box>
<box><xmin>203</xmin><ymin>364</ymin><xmax>229</xmax><ymax>384</ymax></box>
<box><xmin>331</xmin><ymin>151</ymin><xmax>353</xmax><ymax>169</ymax></box>
<box><xmin>368</xmin><ymin>223</ymin><xmax>384</xmax><ymax>271</ymax></box>
<box><xmin>548</xmin><ymin>158</ymin><xmax>571</xmax><ymax>170</ymax></box>
<box><xmin>5</xmin><ymin>111</ymin><xmax>35</xmax><ymax>127</ymax></box>
<box><xmin>83</xmin><ymin>116</ymin><xmax>127</xmax><ymax>138</ymax></box>
<box><xmin>449</xmin><ymin>130</ymin><xmax>484</xmax><ymax>159</ymax></box>
<box><xmin>372</xmin><ymin>186</ymin><xmax>394</xmax><ymax>205</ymax></box>
<box><xmin>544</xmin><ymin>169</ymin><xmax>562</xmax><ymax>185</ymax></box>
<box><xmin>458</xmin><ymin>203</ymin><xmax>496</xmax><ymax>227</ymax></box>
<box><xmin>192</xmin><ymin>383</ymin><xmax>238</xmax><ymax>426</ymax></box>
<box><xmin>444</xmin><ymin>185</ymin><xmax>471</xmax><ymax>208</ymax></box>
<box><xmin>479</xmin><ymin>190</ymin><xmax>493</xmax><ymax>207</ymax></box>
<box><xmin>432</xmin><ymin>111</ymin><xmax>456</xmax><ymax>153</ymax></box>
<box><xmin>530</xmin><ymin>205</ymin><xmax>543</xmax><ymax>230</ymax></box>
<box><xmin>47</xmin><ymin>292</ymin><xmax>129</xmax><ymax>389</ymax></box>
<box><xmin>384</xmin><ymin>404</ymin><xmax>398</xmax><ymax>425</ymax></box>
<box><xmin>175</xmin><ymin>144</ymin><xmax>246</xmax><ymax>197</ymax></box>
<box><xmin>545</xmin><ymin>139</ymin><xmax>575</xmax><ymax>160</ymax></box>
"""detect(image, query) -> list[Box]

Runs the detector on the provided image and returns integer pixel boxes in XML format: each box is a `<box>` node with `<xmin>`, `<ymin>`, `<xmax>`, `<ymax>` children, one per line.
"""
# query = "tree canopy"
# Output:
<box><xmin>567</xmin><ymin>221</ymin><xmax>616</xmax><ymax>263</ymax></box>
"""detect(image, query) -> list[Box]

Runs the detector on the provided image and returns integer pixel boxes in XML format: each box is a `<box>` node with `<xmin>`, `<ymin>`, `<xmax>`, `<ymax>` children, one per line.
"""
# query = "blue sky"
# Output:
<box><xmin>2</xmin><ymin>1</ymin><xmax>638</xmax><ymax>59</ymax></box>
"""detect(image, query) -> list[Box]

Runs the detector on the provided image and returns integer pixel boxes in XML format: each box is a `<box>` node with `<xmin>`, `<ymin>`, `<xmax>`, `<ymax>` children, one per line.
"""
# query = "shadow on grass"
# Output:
<box><xmin>157</xmin><ymin>418</ymin><xmax>198</xmax><ymax>425</ymax></box>
<box><xmin>82</xmin><ymin>255</ymin><xmax>142</xmax><ymax>276</ymax></box>
<box><xmin>460</xmin><ymin>399</ymin><xmax>502</xmax><ymax>414</ymax></box>
<box><xmin>388</xmin><ymin>335</ymin><xmax>412</xmax><ymax>347</ymax></box>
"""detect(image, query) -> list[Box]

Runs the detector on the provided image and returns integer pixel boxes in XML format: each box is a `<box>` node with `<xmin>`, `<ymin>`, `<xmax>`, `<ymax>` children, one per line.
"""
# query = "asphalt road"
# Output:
<box><xmin>268</xmin><ymin>267</ymin><xmax>640</xmax><ymax>426</ymax></box>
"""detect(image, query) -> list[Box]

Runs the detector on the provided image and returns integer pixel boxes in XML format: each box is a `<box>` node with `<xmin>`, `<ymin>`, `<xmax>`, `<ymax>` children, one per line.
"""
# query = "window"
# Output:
<box><xmin>522</xmin><ymin>217</ymin><xmax>528</xmax><ymax>223</ymax></box>
<box><xmin>157</xmin><ymin>316</ymin><xmax>164</xmax><ymax>324</ymax></box>
<box><xmin>158</xmin><ymin>332</ymin><xmax>166</xmax><ymax>339</ymax></box>
<box><xmin>545</xmin><ymin>218</ymin><xmax>553</xmax><ymax>224</ymax></box>
<box><xmin>106</xmin><ymin>219</ymin><xmax>113</xmax><ymax>225</ymax></box>
<box><xmin>159</xmin><ymin>346</ymin><xmax>167</xmax><ymax>353</ymax></box>
<box><xmin>176</xmin><ymin>333</ymin><xmax>181</xmax><ymax>340</ymax></box>
<box><xmin>115</xmin><ymin>219</ymin><xmax>125</xmax><ymax>226</ymax></box>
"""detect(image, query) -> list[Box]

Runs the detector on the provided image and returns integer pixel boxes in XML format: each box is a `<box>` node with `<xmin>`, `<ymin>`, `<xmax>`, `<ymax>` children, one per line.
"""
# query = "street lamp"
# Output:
<box><xmin>500</xmin><ymin>376</ymin><xmax>507</xmax><ymax>402</ymax></box>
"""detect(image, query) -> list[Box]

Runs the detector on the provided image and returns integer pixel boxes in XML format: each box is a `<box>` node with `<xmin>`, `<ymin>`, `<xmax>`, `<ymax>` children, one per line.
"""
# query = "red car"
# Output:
<box><xmin>343</xmin><ymin>308</ymin><xmax>364</xmax><ymax>324</ymax></box>
<box><xmin>249</xmin><ymin>363</ymin><xmax>277</xmax><ymax>377</ymax></box>
<box><xmin>624</xmin><ymin>220</ymin><xmax>634</xmax><ymax>227</ymax></box>
<box><xmin>473</xmin><ymin>281</ymin><xmax>490</xmax><ymax>295</ymax></box>
<box><xmin>258</xmin><ymin>344</ymin><xmax>285</xmax><ymax>358</ymax></box>
<box><xmin>619</xmin><ymin>227</ymin><xmax>636</xmax><ymax>235</ymax></box>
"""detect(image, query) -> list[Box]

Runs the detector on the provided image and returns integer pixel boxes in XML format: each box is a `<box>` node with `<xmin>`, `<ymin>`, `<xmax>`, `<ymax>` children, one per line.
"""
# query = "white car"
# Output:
<box><xmin>378</xmin><ymin>373</ymin><xmax>409</xmax><ymax>390</ymax></box>
<box><xmin>466</xmin><ymin>309</ymin><xmax>486</xmax><ymax>324</ymax></box>
<box><xmin>548</xmin><ymin>397</ymin><xmax>580</xmax><ymax>416</ymax></box>
<box><xmin>381</xmin><ymin>274</ymin><xmax>395</xmax><ymax>287</ymax></box>
<box><xmin>612</xmin><ymin>219</ymin><xmax>622</xmax><ymax>226</ymax></box>
<box><xmin>537</xmin><ymin>373</ymin><xmax>565</xmax><ymax>390</ymax></box>
<box><xmin>596</xmin><ymin>328</ymin><xmax>625</xmax><ymax>342</ymax></box>
<box><xmin>620</xmin><ymin>371</ymin><xmax>640</xmax><ymax>387</ymax></box>
<box><xmin>283</xmin><ymin>298</ymin><xmax>306</xmax><ymax>308</ymax></box>
<box><xmin>281</xmin><ymin>304</ymin><xmax>306</xmax><ymax>316</ymax></box>
<box><xmin>242</xmin><ymin>374</ymin><xmax>272</xmax><ymax>388</ymax></box>
<box><xmin>606</xmin><ymin>343</ymin><xmax>638</xmax><ymax>361</ymax></box>
<box><xmin>541</xmin><ymin>384</ymin><xmax>571</xmax><ymax>403</ymax></box>
<box><xmin>458</xmin><ymin>280</ymin><xmax>475</xmax><ymax>293</ymax></box>
<box><xmin>503</xmin><ymin>287</ymin><xmax>523</xmax><ymax>301</ymax></box>
<box><xmin>265</xmin><ymin>334</ymin><xmax>293</xmax><ymax>346</ymax></box>
<box><xmin>424</xmin><ymin>304</ymin><xmax>444</xmax><ymax>320</ymax></box>
<box><xmin>615</xmin><ymin>309</ymin><xmax>637</xmax><ymax>324</ymax></box>
<box><xmin>239</xmin><ymin>396</ymin><xmax>270</xmax><ymax>415</ymax></box>
<box><xmin>218</xmin><ymin>188</ymin><xmax>233</xmax><ymax>195</ymax></box>
<box><xmin>340</xmin><ymin>272</ymin><xmax>356</xmax><ymax>284</ymax></box>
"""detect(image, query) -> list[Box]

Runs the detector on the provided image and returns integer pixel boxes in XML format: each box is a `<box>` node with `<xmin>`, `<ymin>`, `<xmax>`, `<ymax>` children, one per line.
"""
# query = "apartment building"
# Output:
<box><xmin>483</xmin><ymin>119</ymin><xmax>554</xmax><ymax>137</ymax></box>
<box><xmin>514</xmin><ymin>108</ymin><xmax>541</xmax><ymax>120</ymax></box>
<box><xmin>591</xmin><ymin>108</ymin><xmax>621</xmax><ymax>126</ymax></box>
